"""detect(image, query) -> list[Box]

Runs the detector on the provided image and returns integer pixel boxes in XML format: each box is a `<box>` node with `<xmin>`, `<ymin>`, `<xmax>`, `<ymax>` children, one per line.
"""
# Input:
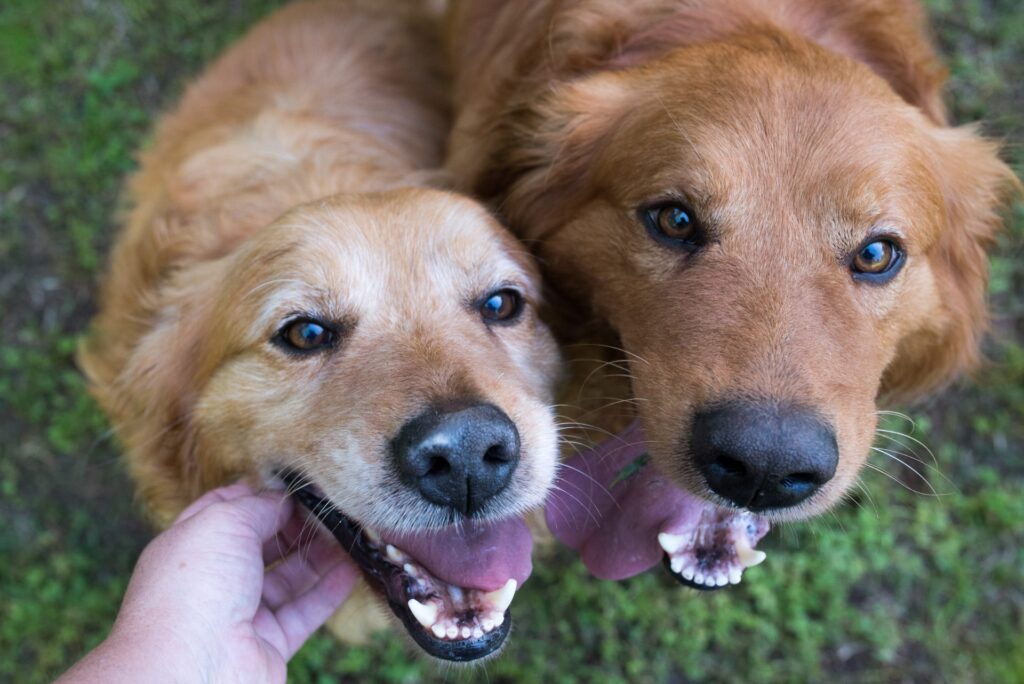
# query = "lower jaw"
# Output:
<box><xmin>281</xmin><ymin>471</ymin><xmax>513</xmax><ymax>662</ymax></box>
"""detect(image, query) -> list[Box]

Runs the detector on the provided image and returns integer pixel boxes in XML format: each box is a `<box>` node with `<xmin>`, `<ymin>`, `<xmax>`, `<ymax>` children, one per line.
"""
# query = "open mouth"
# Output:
<box><xmin>281</xmin><ymin>471</ymin><xmax>525</xmax><ymax>662</ymax></box>
<box><xmin>544</xmin><ymin>421</ymin><xmax>770</xmax><ymax>586</ymax></box>
<box><xmin>657</xmin><ymin>509</ymin><xmax>768</xmax><ymax>589</ymax></box>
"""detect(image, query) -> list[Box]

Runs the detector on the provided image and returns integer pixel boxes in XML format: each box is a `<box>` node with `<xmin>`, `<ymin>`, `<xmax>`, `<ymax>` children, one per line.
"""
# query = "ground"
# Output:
<box><xmin>1</xmin><ymin>0</ymin><xmax>1022</xmax><ymax>682</ymax></box>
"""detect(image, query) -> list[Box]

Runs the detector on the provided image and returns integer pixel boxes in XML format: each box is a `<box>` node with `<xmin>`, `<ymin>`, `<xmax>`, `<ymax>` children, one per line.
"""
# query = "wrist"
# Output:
<box><xmin>96</xmin><ymin>619</ymin><xmax>212</xmax><ymax>684</ymax></box>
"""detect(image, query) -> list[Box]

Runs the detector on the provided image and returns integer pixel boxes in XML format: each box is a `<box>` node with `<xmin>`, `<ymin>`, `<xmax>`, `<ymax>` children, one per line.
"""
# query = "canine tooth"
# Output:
<box><xmin>737</xmin><ymin>547</ymin><xmax>767</xmax><ymax>568</ymax></box>
<box><xmin>494</xmin><ymin>612</ymin><xmax>505</xmax><ymax>627</ymax></box>
<box><xmin>431</xmin><ymin>623</ymin><xmax>446</xmax><ymax>639</ymax></box>
<box><xmin>446</xmin><ymin>625</ymin><xmax>459</xmax><ymax>639</ymax></box>
<box><xmin>385</xmin><ymin>544</ymin><xmax>404</xmax><ymax>564</ymax></box>
<box><xmin>461</xmin><ymin>626</ymin><xmax>471</xmax><ymax>639</ymax></box>
<box><xmin>363</xmin><ymin>527</ymin><xmax>381</xmax><ymax>544</ymax></box>
<box><xmin>670</xmin><ymin>556</ymin><xmax>684</xmax><ymax>574</ymax></box>
<box><xmin>407</xmin><ymin>599</ymin><xmax>438</xmax><ymax>628</ymax></box>
<box><xmin>734</xmin><ymin>537</ymin><xmax>767</xmax><ymax>567</ymax></box>
<box><xmin>473</xmin><ymin>626</ymin><xmax>483</xmax><ymax>639</ymax></box>
<box><xmin>658</xmin><ymin>532</ymin><xmax>686</xmax><ymax>554</ymax></box>
<box><xmin>484</xmin><ymin>578</ymin><xmax>517</xmax><ymax>613</ymax></box>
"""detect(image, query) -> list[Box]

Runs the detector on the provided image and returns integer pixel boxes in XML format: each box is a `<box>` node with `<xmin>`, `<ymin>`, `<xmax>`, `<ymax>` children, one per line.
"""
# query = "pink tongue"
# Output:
<box><xmin>545</xmin><ymin>421</ymin><xmax>711</xmax><ymax>580</ymax></box>
<box><xmin>384</xmin><ymin>517</ymin><xmax>532</xmax><ymax>592</ymax></box>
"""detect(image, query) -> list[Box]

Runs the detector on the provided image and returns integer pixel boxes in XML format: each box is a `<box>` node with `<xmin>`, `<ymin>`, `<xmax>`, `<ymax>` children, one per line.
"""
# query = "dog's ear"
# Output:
<box><xmin>79</xmin><ymin>259</ymin><xmax>229</xmax><ymax>525</ymax></box>
<box><xmin>474</xmin><ymin>73</ymin><xmax>633</xmax><ymax>241</ymax></box>
<box><xmin>881</xmin><ymin>127</ymin><xmax>1020</xmax><ymax>403</ymax></box>
<box><xmin>606</xmin><ymin>0</ymin><xmax>950</xmax><ymax>125</ymax></box>
<box><xmin>796</xmin><ymin>0</ymin><xmax>950</xmax><ymax>125</ymax></box>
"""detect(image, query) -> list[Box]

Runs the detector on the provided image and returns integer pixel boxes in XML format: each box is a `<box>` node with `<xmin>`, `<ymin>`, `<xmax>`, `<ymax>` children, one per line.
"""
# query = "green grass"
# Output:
<box><xmin>1</xmin><ymin>0</ymin><xmax>1022</xmax><ymax>681</ymax></box>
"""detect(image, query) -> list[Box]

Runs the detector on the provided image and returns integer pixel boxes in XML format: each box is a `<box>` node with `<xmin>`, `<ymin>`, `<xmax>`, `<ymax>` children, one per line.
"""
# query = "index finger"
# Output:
<box><xmin>174</xmin><ymin>482</ymin><xmax>256</xmax><ymax>524</ymax></box>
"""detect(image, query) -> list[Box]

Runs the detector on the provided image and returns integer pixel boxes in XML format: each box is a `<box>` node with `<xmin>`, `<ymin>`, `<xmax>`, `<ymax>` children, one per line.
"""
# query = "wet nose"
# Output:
<box><xmin>392</xmin><ymin>402</ymin><xmax>521</xmax><ymax>515</ymax></box>
<box><xmin>690</xmin><ymin>403</ymin><xmax>838</xmax><ymax>511</ymax></box>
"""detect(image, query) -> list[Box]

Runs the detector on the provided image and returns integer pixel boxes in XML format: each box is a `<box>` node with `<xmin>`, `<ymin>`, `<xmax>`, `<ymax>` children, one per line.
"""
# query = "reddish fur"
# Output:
<box><xmin>445</xmin><ymin>0</ymin><xmax>1020</xmax><ymax>518</ymax></box>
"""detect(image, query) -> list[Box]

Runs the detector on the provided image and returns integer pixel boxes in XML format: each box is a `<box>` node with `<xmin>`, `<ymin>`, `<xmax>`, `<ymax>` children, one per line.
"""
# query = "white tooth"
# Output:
<box><xmin>729</xmin><ymin>568</ymin><xmax>742</xmax><ymax>584</ymax></box>
<box><xmin>363</xmin><ymin>527</ymin><xmax>381</xmax><ymax>544</ymax></box>
<box><xmin>432</xmin><ymin>623</ymin><xmax>446</xmax><ymax>639</ymax></box>
<box><xmin>484</xmin><ymin>578</ymin><xmax>517</xmax><ymax>613</ymax></box>
<box><xmin>461</xmin><ymin>626</ymin><xmax>471</xmax><ymax>639</ymax></box>
<box><xmin>670</xmin><ymin>557</ymin><xmax>684</xmax><ymax>574</ymax></box>
<box><xmin>715</xmin><ymin>575</ymin><xmax>728</xmax><ymax>587</ymax></box>
<box><xmin>737</xmin><ymin>546</ymin><xmax>767</xmax><ymax>568</ymax></box>
<box><xmin>494</xmin><ymin>612</ymin><xmax>505</xmax><ymax>627</ymax></box>
<box><xmin>385</xmin><ymin>544</ymin><xmax>404</xmax><ymax>564</ymax></box>
<box><xmin>681</xmin><ymin>566</ymin><xmax>695</xmax><ymax>581</ymax></box>
<box><xmin>694</xmin><ymin>572</ymin><xmax>704</xmax><ymax>585</ymax></box>
<box><xmin>448</xmin><ymin>585</ymin><xmax>465</xmax><ymax>606</ymax></box>
<box><xmin>403</xmin><ymin>563</ymin><xmax>417</xmax><ymax>576</ymax></box>
<box><xmin>407</xmin><ymin>599</ymin><xmax>438</xmax><ymax>628</ymax></box>
<box><xmin>482</xmin><ymin>618</ymin><xmax>495</xmax><ymax>632</ymax></box>
<box><xmin>446</xmin><ymin>625</ymin><xmax>459</xmax><ymax>639</ymax></box>
<box><xmin>658</xmin><ymin>532</ymin><xmax>686</xmax><ymax>554</ymax></box>
<box><xmin>473</xmin><ymin>626</ymin><xmax>483</xmax><ymax>639</ymax></box>
<box><xmin>734</xmin><ymin>536</ymin><xmax>767</xmax><ymax>567</ymax></box>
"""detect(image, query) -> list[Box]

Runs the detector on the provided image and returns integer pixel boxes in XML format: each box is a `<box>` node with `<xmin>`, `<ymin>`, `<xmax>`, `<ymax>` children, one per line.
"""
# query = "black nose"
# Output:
<box><xmin>392</xmin><ymin>402</ymin><xmax>521</xmax><ymax>515</ymax></box>
<box><xmin>690</xmin><ymin>403</ymin><xmax>838</xmax><ymax>511</ymax></box>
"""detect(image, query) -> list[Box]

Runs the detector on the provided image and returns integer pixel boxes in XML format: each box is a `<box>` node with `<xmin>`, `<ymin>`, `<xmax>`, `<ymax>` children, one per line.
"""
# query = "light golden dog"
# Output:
<box><xmin>79</xmin><ymin>0</ymin><xmax>561</xmax><ymax>661</ymax></box>
<box><xmin>444</xmin><ymin>0</ymin><xmax>1019</xmax><ymax>585</ymax></box>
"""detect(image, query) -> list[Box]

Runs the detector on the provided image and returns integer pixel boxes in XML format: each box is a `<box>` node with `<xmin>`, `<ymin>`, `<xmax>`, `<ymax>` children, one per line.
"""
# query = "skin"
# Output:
<box><xmin>57</xmin><ymin>483</ymin><xmax>359</xmax><ymax>684</ymax></box>
<box><xmin>444</xmin><ymin>0</ymin><xmax>1019</xmax><ymax>522</ymax></box>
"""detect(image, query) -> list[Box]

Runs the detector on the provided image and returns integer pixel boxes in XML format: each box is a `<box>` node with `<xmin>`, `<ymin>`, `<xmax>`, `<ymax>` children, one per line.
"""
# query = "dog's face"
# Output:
<box><xmin>187</xmin><ymin>189</ymin><xmax>560</xmax><ymax>530</ymax></box>
<box><xmin>109</xmin><ymin>188</ymin><xmax>561</xmax><ymax>659</ymax></box>
<box><xmin>492</xmin><ymin>34</ymin><xmax>1016</xmax><ymax>520</ymax></box>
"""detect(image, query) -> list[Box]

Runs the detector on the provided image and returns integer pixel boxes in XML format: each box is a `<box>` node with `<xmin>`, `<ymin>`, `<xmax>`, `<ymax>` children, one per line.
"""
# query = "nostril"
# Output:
<box><xmin>426</xmin><ymin>455</ymin><xmax>450</xmax><ymax>477</ymax></box>
<box><xmin>711</xmin><ymin>455</ymin><xmax>748</xmax><ymax>478</ymax></box>
<box><xmin>483</xmin><ymin>444</ymin><xmax>510</xmax><ymax>464</ymax></box>
<box><xmin>780</xmin><ymin>472</ymin><xmax>819</xmax><ymax>488</ymax></box>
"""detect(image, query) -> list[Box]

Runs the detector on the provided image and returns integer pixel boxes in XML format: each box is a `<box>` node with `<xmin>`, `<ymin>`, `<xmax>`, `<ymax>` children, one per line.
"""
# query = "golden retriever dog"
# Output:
<box><xmin>79</xmin><ymin>0</ymin><xmax>561</xmax><ymax>661</ymax></box>
<box><xmin>444</xmin><ymin>0</ymin><xmax>1019</xmax><ymax>587</ymax></box>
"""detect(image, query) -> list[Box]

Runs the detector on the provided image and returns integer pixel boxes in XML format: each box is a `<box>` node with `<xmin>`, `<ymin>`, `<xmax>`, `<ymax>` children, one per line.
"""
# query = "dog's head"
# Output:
<box><xmin>189</xmin><ymin>190</ymin><xmax>559</xmax><ymax>526</ymax></box>
<box><xmin>479</xmin><ymin>29</ymin><xmax>1018</xmax><ymax>520</ymax></box>
<box><xmin>90</xmin><ymin>188</ymin><xmax>561</xmax><ymax>659</ymax></box>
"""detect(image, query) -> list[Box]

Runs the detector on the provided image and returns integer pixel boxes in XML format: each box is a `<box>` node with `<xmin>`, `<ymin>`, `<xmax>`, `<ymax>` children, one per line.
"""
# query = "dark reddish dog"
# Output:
<box><xmin>444</xmin><ymin>0</ymin><xmax>1019</xmax><ymax>585</ymax></box>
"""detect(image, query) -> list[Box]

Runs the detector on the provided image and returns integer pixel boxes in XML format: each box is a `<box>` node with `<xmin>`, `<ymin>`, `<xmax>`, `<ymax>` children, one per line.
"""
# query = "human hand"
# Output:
<box><xmin>58</xmin><ymin>482</ymin><xmax>359</xmax><ymax>684</ymax></box>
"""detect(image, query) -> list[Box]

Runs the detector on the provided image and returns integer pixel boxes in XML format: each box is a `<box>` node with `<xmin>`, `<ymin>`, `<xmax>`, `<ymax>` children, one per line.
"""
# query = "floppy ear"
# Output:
<box><xmin>79</xmin><ymin>260</ymin><xmax>228</xmax><ymax>525</ymax></box>
<box><xmin>474</xmin><ymin>73</ymin><xmax>633</xmax><ymax>241</ymax></box>
<box><xmin>798</xmin><ymin>0</ymin><xmax>950</xmax><ymax>125</ymax></box>
<box><xmin>606</xmin><ymin>0</ymin><xmax>950</xmax><ymax>124</ymax></box>
<box><xmin>880</xmin><ymin>127</ymin><xmax>1020</xmax><ymax>404</ymax></box>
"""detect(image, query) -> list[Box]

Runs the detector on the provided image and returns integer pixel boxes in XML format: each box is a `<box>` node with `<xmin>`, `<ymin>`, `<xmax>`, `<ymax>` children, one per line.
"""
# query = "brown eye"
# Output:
<box><xmin>277</xmin><ymin>318</ymin><xmax>336</xmax><ymax>353</ymax></box>
<box><xmin>641</xmin><ymin>201</ymin><xmax>703</xmax><ymax>250</ymax></box>
<box><xmin>851</xmin><ymin>238</ymin><xmax>904</xmax><ymax>283</ymax></box>
<box><xmin>479</xmin><ymin>289</ymin><xmax>524</xmax><ymax>324</ymax></box>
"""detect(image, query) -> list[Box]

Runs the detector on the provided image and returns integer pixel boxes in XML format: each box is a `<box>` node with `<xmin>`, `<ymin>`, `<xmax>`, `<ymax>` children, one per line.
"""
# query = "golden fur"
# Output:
<box><xmin>79</xmin><ymin>0</ymin><xmax>560</xmax><ymax>641</ymax></box>
<box><xmin>444</xmin><ymin>0</ymin><xmax>1020</xmax><ymax>519</ymax></box>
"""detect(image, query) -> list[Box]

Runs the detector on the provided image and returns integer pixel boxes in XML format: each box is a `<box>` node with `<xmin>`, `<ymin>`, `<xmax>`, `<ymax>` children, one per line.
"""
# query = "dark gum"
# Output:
<box><xmin>661</xmin><ymin>554</ymin><xmax>726</xmax><ymax>592</ymax></box>
<box><xmin>279</xmin><ymin>470</ymin><xmax>513</xmax><ymax>661</ymax></box>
